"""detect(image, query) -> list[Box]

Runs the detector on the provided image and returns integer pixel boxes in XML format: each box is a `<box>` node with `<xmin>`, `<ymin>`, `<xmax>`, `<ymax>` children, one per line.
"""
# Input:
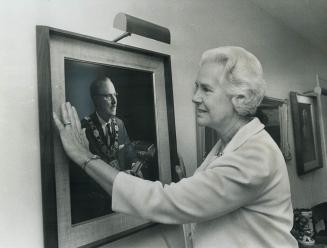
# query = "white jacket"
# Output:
<box><xmin>112</xmin><ymin>118</ymin><xmax>298</xmax><ymax>247</ymax></box>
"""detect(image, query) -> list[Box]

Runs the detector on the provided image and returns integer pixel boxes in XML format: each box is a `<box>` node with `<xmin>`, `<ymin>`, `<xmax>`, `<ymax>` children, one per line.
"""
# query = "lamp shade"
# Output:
<box><xmin>113</xmin><ymin>13</ymin><xmax>170</xmax><ymax>44</ymax></box>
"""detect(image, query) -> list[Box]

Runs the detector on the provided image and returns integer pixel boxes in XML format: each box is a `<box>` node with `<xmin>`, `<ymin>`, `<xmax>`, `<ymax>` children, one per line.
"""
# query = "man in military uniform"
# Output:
<box><xmin>70</xmin><ymin>76</ymin><xmax>137</xmax><ymax>223</ymax></box>
<box><xmin>82</xmin><ymin>77</ymin><xmax>137</xmax><ymax>170</ymax></box>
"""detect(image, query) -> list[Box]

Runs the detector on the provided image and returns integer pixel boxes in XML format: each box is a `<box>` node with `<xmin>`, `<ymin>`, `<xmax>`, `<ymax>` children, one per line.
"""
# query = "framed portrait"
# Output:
<box><xmin>290</xmin><ymin>92</ymin><xmax>323</xmax><ymax>176</ymax></box>
<box><xmin>196</xmin><ymin>96</ymin><xmax>291</xmax><ymax>165</ymax></box>
<box><xmin>36</xmin><ymin>26</ymin><xmax>178</xmax><ymax>248</ymax></box>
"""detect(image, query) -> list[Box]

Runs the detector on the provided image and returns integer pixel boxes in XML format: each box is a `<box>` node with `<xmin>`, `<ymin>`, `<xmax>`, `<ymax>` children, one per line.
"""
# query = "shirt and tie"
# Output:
<box><xmin>96</xmin><ymin>113</ymin><xmax>114</xmax><ymax>142</ymax></box>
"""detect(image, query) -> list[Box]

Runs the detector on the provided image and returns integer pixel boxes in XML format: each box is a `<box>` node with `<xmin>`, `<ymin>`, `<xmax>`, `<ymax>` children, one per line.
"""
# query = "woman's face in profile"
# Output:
<box><xmin>193</xmin><ymin>62</ymin><xmax>234</xmax><ymax>129</ymax></box>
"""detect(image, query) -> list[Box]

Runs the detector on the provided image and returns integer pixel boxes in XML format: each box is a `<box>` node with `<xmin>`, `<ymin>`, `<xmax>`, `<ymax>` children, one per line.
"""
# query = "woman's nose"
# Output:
<box><xmin>192</xmin><ymin>90</ymin><xmax>202</xmax><ymax>104</ymax></box>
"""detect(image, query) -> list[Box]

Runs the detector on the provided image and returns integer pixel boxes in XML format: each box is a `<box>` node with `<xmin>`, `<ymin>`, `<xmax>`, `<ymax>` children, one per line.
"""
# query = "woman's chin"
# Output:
<box><xmin>196</xmin><ymin>117</ymin><xmax>208</xmax><ymax>127</ymax></box>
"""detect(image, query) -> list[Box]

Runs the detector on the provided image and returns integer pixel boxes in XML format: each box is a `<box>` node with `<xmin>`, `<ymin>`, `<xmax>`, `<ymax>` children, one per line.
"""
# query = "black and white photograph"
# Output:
<box><xmin>65</xmin><ymin>60</ymin><xmax>159</xmax><ymax>224</ymax></box>
<box><xmin>2</xmin><ymin>1</ymin><xmax>327</xmax><ymax>248</ymax></box>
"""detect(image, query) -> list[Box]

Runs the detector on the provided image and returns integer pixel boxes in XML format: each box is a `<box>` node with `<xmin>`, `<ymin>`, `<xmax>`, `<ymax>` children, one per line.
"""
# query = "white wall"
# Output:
<box><xmin>1</xmin><ymin>0</ymin><xmax>327</xmax><ymax>247</ymax></box>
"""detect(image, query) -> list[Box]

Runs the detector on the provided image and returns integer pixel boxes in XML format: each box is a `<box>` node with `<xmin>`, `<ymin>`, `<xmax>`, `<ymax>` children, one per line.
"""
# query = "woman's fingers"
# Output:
<box><xmin>53</xmin><ymin>102</ymin><xmax>93</xmax><ymax>166</ymax></box>
<box><xmin>61</xmin><ymin>102</ymin><xmax>71</xmax><ymax>125</ymax></box>
<box><xmin>81</xmin><ymin>128</ymin><xmax>89</xmax><ymax>148</ymax></box>
<box><xmin>53</xmin><ymin>112</ymin><xmax>64</xmax><ymax>131</ymax></box>
<box><xmin>66</xmin><ymin>103</ymin><xmax>85</xmax><ymax>146</ymax></box>
<box><xmin>72</xmin><ymin>106</ymin><xmax>81</xmax><ymax>131</ymax></box>
<box><xmin>70</xmin><ymin>105</ymin><xmax>83</xmax><ymax>143</ymax></box>
<box><xmin>56</xmin><ymin>103</ymin><xmax>80</xmax><ymax>140</ymax></box>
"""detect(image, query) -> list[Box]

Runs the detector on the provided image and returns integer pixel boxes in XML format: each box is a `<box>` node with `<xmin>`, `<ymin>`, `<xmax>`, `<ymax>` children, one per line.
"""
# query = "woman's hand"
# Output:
<box><xmin>53</xmin><ymin>102</ymin><xmax>93</xmax><ymax>167</ymax></box>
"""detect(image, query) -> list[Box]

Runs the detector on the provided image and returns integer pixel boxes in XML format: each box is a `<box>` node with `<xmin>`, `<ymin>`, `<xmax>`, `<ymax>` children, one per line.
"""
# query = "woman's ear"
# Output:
<box><xmin>231</xmin><ymin>94</ymin><xmax>246</xmax><ymax>107</ymax></box>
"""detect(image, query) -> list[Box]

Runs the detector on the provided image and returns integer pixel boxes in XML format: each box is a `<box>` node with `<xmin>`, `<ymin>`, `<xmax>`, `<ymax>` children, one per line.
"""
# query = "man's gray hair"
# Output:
<box><xmin>200</xmin><ymin>46</ymin><xmax>266</xmax><ymax>116</ymax></box>
<box><xmin>90</xmin><ymin>76</ymin><xmax>113</xmax><ymax>98</ymax></box>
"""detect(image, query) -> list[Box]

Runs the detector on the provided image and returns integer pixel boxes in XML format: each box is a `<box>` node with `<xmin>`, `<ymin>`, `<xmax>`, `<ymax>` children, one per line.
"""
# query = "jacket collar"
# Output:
<box><xmin>223</xmin><ymin>117</ymin><xmax>264</xmax><ymax>154</ymax></box>
<box><xmin>196</xmin><ymin>118</ymin><xmax>264</xmax><ymax>171</ymax></box>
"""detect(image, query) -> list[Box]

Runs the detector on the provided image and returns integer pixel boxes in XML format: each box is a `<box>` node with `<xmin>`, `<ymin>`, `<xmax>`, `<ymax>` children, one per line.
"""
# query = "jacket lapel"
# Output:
<box><xmin>90</xmin><ymin>112</ymin><xmax>108</xmax><ymax>146</ymax></box>
<box><xmin>196</xmin><ymin>140</ymin><xmax>222</xmax><ymax>172</ymax></box>
<box><xmin>196</xmin><ymin>118</ymin><xmax>265</xmax><ymax>172</ymax></box>
<box><xmin>223</xmin><ymin>117</ymin><xmax>264</xmax><ymax>154</ymax></box>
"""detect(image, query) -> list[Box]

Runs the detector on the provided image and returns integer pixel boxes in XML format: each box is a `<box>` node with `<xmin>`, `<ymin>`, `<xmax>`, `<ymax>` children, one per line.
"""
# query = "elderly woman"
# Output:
<box><xmin>53</xmin><ymin>46</ymin><xmax>298</xmax><ymax>247</ymax></box>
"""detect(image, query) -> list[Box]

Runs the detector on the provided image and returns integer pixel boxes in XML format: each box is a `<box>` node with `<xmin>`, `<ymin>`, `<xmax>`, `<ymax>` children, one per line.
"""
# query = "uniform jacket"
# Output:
<box><xmin>69</xmin><ymin>113</ymin><xmax>136</xmax><ymax>223</ymax></box>
<box><xmin>81</xmin><ymin>112</ymin><xmax>137</xmax><ymax>170</ymax></box>
<box><xmin>112</xmin><ymin>118</ymin><xmax>298</xmax><ymax>248</ymax></box>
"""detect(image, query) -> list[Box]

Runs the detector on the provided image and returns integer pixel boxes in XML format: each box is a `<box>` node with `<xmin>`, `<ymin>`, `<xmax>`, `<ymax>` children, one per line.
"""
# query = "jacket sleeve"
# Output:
<box><xmin>112</xmin><ymin>142</ymin><xmax>276</xmax><ymax>224</ymax></box>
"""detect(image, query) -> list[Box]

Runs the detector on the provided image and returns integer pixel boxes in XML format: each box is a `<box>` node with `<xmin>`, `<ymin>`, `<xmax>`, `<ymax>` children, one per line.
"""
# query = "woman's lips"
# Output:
<box><xmin>197</xmin><ymin>109</ymin><xmax>207</xmax><ymax>113</ymax></box>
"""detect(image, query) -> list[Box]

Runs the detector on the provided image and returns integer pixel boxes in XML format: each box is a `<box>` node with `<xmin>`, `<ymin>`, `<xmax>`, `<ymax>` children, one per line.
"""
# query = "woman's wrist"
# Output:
<box><xmin>77</xmin><ymin>151</ymin><xmax>96</xmax><ymax>168</ymax></box>
<box><xmin>82</xmin><ymin>154</ymin><xmax>101</xmax><ymax>170</ymax></box>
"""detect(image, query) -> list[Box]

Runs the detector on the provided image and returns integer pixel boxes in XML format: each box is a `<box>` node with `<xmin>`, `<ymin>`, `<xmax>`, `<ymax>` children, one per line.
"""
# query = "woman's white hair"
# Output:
<box><xmin>200</xmin><ymin>46</ymin><xmax>266</xmax><ymax>116</ymax></box>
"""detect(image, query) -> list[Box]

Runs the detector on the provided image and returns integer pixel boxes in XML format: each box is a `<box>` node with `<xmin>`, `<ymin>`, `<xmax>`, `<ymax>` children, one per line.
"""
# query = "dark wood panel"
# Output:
<box><xmin>36</xmin><ymin>26</ymin><xmax>58</xmax><ymax>248</ymax></box>
<box><xmin>163</xmin><ymin>57</ymin><xmax>179</xmax><ymax>182</ymax></box>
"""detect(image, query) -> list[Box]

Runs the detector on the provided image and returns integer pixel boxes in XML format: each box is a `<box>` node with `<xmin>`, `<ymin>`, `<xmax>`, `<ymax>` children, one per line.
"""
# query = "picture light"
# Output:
<box><xmin>113</xmin><ymin>13</ymin><xmax>171</xmax><ymax>44</ymax></box>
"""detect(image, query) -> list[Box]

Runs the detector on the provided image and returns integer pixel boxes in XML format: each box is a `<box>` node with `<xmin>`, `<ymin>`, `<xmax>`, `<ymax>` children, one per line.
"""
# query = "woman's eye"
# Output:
<box><xmin>202</xmin><ymin>86</ymin><xmax>210</xmax><ymax>92</ymax></box>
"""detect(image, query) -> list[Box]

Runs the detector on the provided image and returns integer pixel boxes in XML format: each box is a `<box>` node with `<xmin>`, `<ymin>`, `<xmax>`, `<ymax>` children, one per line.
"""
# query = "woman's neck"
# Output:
<box><xmin>215</xmin><ymin>116</ymin><xmax>249</xmax><ymax>146</ymax></box>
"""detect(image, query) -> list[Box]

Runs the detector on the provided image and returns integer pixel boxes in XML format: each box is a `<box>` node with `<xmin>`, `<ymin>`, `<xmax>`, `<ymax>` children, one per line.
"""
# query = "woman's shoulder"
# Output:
<box><xmin>238</xmin><ymin>129</ymin><xmax>286</xmax><ymax>173</ymax></box>
<box><xmin>249</xmin><ymin>129</ymin><xmax>283</xmax><ymax>156</ymax></box>
<box><xmin>214</xmin><ymin>130</ymin><xmax>283</xmax><ymax>175</ymax></box>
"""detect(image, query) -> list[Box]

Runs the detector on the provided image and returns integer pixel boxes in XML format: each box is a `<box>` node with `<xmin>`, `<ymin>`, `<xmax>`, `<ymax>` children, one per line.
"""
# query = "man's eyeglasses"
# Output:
<box><xmin>95</xmin><ymin>93</ymin><xmax>118</xmax><ymax>100</ymax></box>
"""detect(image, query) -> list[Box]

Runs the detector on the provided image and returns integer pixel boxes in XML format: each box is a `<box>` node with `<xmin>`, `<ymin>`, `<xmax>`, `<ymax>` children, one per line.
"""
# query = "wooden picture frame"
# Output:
<box><xmin>255</xmin><ymin>97</ymin><xmax>292</xmax><ymax>161</ymax></box>
<box><xmin>36</xmin><ymin>26</ymin><xmax>178</xmax><ymax>248</ymax></box>
<box><xmin>290</xmin><ymin>92</ymin><xmax>323</xmax><ymax>175</ymax></box>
